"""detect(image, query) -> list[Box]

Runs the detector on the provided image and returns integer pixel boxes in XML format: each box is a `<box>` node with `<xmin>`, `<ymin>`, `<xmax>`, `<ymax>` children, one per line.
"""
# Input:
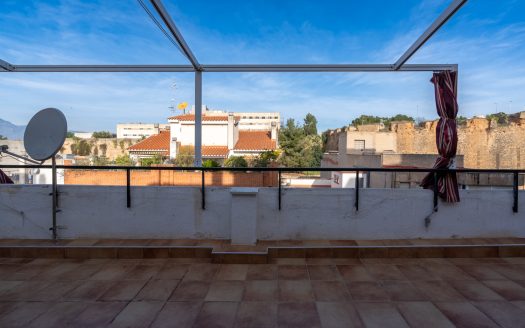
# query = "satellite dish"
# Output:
<box><xmin>24</xmin><ymin>108</ymin><xmax>67</xmax><ymax>161</ymax></box>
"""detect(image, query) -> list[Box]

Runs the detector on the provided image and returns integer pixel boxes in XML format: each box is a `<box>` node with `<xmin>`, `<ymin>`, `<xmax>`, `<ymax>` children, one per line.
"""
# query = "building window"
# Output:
<box><xmin>354</xmin><ymin>140</ymin><xmax>365</xmax><ymax>150</ymax></box>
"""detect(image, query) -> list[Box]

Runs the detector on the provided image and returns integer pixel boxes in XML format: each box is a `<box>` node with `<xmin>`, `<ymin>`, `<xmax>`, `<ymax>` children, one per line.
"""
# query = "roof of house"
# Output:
<box><xmin>234</xmin><ymin>131</ymin><xmax>276</xmax><ymax>151</ymax></box>
<box><xmin>128</xmin><ymin>130</ymin><xmax>276</xmax><ymax>157</ymax></box>
<box><xmin>202</xmin><ymin>146</ymin><xmax>229</xmax><ymax>158</ymax></box>
<box><xmin>128</xmin><ymin>130</ymin><xmax>170</xmax><ymax>154</ymax></box>
<box><xmin>168</xmin><ymin>114</ymin><xmax>240</xmax><ymax>122</ymax></box>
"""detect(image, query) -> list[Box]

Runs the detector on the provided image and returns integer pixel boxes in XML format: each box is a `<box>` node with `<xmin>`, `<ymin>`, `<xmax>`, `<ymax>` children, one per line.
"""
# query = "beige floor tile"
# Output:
<box><xmin>411</xmin><ymin>280</ymin><xmax>466</xmax><ymax>301</ymax></box>
<box><xmin>458</xmin><ymin>265</ymin><xmax>508</xmax><ymax>280</ymax></box>
<box><xmin>0</xmin><ymin>301</ymin><xmax>54</xmax><ymax>327</ymax></box>
<box><xmin>243</xmin><ymin>280</ymin><xmax>278</xmax><ymax>301</ymax></box>
<box><xmin>27</xmin><ymin>301</ymin><xmax>89</xmax><ymax>328</ymax></box>
<box><xmin>354</xmin><ymin>302</ymin><xmax>409</xmax><ymax>328</ymax></box>
<box><xmin>395</xmin><ymin>264</ymin><xmax>440</xmax><ymax>281</ymax></box>
<box><xmin>109</xmin><ymin>301</ymin><xmax>164</xmax><ymax>328</ymax></box>
<box><xmin>278</xmin><ymin>302</ymin><xmax>321</xmax><ymax>328</ymax></box>
<box><xmin>346</xmin><ymin>281</ymin><xmax>390</xmax><ymax>301</ymax></box>
<box><xmin>125</xmin><ymin>264</ymin><xmax>161</xmax><ymax>280</ymax></box>
<box><xmin>64</xmin><ymin>280</ymin><xmax>113</xmax><ymax>301</ymax></box>
<box><xmin>99</xmin><ymin>280</ymin><xmax>148</xmax><ymax>301</ymax></box>
<box><xmin>448</xmin><ymin>280</ymin><xmax>505</xmax><ymax>301</ymax></box>
<box><xmin>205</xmin><ymin>280</ymin><xmax>244</xmax><ymax>301</ymax></box>
<box><xmin>170</xmin><ymin>280</ymin><xmax>210</xmax><ymax>301</ymax></box>
<box><xmin>308</xmin><ymin>265</ymin><xmax>341</xmax><ymax>281</ymax></box>
<box><xmin>483</xmin><ymin>280</ymin><xmax>525</xmax><ymax>301</ymax></box>
<box><xmin>234</xmin><ymin>302</ymin><xmax>277</xmax><ymax>328</ymax></box>
<box><xmin>473</xmin><ymin>301</ymin><xmax>525</xmax><ymax>328</ymax></box>
<box><xmin>150</xmin><ymin>301</ymin><xmax>202</xmax><ymax>328</ymax></box>
<box><xmin>364</xmin><ymin>264</ymin><xmax>407</xmax><ymax>281</ymax></box>
<box><xmin>337</xmin><ymin>265</ymin><xmax>375</xmax><ymax>281</ymax></box>
<box><xmin>312</xmin><ymin>281</ymin><xmax>350</xmax><ymax>302</ymax></box>
<box><xmin>193</xmin><ymin>301</ymin><xmax>239</xmax><ymax>328</ymax></box>
<box><xmin>27</xmin><ymin>280</ymin><xmax>83</xmax><ymax>301</ymax></box>
<box><xmin>278</xmin><ymin>280</ymin><xmax>314</xmax><ymax>301</ymax></box>
<box><xmin>396</xmin><ymin>301</ymin><xmax>455</xmax><ymax>328</ymax></box>
<box><xmin>424</xmin><ymin>263</ymin><xmax>475</xmax><ymax>280</ymax></box>
<box><xmin>184</xmin><ymin>263</ymin><xmax>219</xmax><ymax>281</ymax></box>
<box><xmin>278</xmin><ymin>265</ymin><xmax>308</xmax><ymax>280</ymax></box>
<box><xmin>435</xmin><ymin>302</ymin><xmax>499</xmax><ymax>328</ymax></box>
<box><xmin>155</xmin><ymin>263</ymin><xmax>189</xmax><ymax>280</ymax></box>
<box><xmin>135</xmin><ymin>279</ymin><xmax>179</xmax><ymax>301</ymax></box>
<box><xmin>71</xmin><ymin>301</ymin><xmax>127</xmax><ymax>327</ymax></box>
<box><xmin>380</xmin><ymin>281</ymin><xmax>427</xmax><ymax>301</ymax></box>
<box><xmin>316</xmin><ymin>302</ymin><xmax>362</xmax><ymax>328</ymax></box>
<box><xmin>90</xmin><ymin>262</ymin><xmax>136</xmax><ymax>280</ymax></box>
<box><xmin>215</xmin><ymin>264</ymin><xmax>248</xmax><ymax>280</ymax></box>
<box><xmin>246</xmin><ymin>264</ymin><xmax>277</xmax><ymax>280</ymax></box>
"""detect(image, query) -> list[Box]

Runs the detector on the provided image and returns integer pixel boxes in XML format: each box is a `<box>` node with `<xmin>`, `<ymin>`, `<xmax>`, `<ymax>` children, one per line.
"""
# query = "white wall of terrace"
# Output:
<box><xmin>0</xmin><ymin>185</ymin><xmax>523</xmax><ymax>241</ymax></box>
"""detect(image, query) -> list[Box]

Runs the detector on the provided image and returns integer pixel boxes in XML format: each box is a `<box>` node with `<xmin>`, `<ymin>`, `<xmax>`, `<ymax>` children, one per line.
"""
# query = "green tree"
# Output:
<box><xmin>303</xmin><ymin>113</ymin><xmax>318</xmax><ymax>136</ymax></box>
<box><xmin>252</xmin><ymin>150</ymin><xmax>280</xmax><ymax>168</ymax></box>
<box><xmin>70</xmin><ymin>139</ymin><xmax>92</xmax><ymax>156</ymax></box>
<box><xmin>486</xmin><ymin>112</ymin><xmax>509</xmax><ymax>124</ymax></box>
<box><xmin>92</xmin><ymin>156</ymin><xmax>109</xmax><ymax>166</ymax></box>
<box><xmin>66</xmin><ymin>131</ymin><xmax>75</xmax><ymax>138</ymax></box>
<box><xmin>202</xmin><ymin>159</ymin><xmax>220</xmax><ymax>168</ymax></box>
<box><xmin>114</xmin><ymin>154</ymin><xmax>135</xmax><ymax>166</ymax></box>
<box><xmin>224</xmin><ymin>156</ymin><xmax>248</xmax><ymax>168</ymax></box>
<box><xmin>140</xmin><ymin>154</ymin><xmax>163</xmax><ymax>167</ymax></box>
<box><xmin>173</xmin><ymin>146</ymin><xmax>195</xmax><ymax>167</ymax></box>
<box><xmin>278</xmin><ymin>115</ymin><xmax>323</xmax><ymax>167</ymax></box>
<box><xmin>351</xmin><ymin>114</ymin><xmax>414</xmax><ymax>129</ymax></box>
<box><xmin>456</xmin><ymin>116</ymin><xmax>468</xmax><ymax>125</ymax></box>
<box><xmin>92</xmin><ymin>131</ymin><xmax>115</xmax><ymax>138</ymax></box>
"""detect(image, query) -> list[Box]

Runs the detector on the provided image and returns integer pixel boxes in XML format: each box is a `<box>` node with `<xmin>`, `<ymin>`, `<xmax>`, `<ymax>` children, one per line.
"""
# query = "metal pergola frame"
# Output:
<box><xmin>0</xmin><ymin>0</ymin><xmax>467</xmax><ymax>166</ymax></box>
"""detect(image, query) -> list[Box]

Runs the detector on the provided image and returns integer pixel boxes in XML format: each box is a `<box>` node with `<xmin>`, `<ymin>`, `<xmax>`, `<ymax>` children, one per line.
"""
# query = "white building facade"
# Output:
<box><xmin>116</xmin><ymin>123</ymin><xmax>169</xmax><ymax>139</ymax></box>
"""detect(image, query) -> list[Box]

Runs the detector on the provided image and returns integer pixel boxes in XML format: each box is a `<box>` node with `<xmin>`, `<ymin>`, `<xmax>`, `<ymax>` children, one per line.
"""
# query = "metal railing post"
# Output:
<box><xmin>278</xmin><ymin>169</ymin><xmax>282</xmax><ymax>210</ymax></box>
<box><xmin>126</xmin><ymin>168</ymin><xmax>131</xmax><ymax>208</ymax></box>
<box><xmin>355</xmin><ymin>170</ymin><xmax>360</xmax><ymax>211</ymax></box>
<box><xmin>51</xmin><ymin>157</ymin><xmax>58</xmax><ymax>240</ymax></box>
<box><xmin>433</xmin><ymin>171</ymin><xmax>439</xmax><ymax>212</ymax></box>
<box><xmin>513</xmin><ymin>171</ymin><xmax>519</xmax><ymax>213</ymax></box>
<box><xmin>201</xmin><ymin>169</ymin><xmax>205</xmax><ymax>210</ymax></box>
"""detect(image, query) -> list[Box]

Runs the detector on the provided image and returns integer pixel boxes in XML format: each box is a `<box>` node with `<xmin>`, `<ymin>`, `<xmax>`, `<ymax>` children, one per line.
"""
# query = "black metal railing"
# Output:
<box><xmin>1</xmin><ymin>164</ymin><xmax>523</xmax><ymax>239</ymax></box>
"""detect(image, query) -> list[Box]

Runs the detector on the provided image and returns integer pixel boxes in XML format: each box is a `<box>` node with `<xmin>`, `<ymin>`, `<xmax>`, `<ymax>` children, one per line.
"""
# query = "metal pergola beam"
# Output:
<box><xmin>5</xmin><ymin>64</ymin><xmax>457</xmax><ymax>73</ymax></box>
<box><xmin>149</xmin><ymin>0</ymin><xmax>201</xmax><ymax>70</ymax></box>
<box><xmin>0</xmin><ymin>59</ymin><xmax>14</xmax><ymax>71</ymax></box>
<box><xmin>393</xmin><ymin>0</ymin><xmax>467</xmax><ymax>70</ymax></box>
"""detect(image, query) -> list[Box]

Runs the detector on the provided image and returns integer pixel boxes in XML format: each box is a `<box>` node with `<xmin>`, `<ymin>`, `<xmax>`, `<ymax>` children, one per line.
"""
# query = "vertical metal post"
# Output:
<box><xmin>433</xmin><ymin>171</ymin><xmax>439</xmax><ymax>212</ymax></box>
<box><xmin>513</xmin><ymin>171</ymin><xmax>519</xmax><ymax>213</ymax></box>
<box><xmin>51</xmin><ymin>157</ymin><xmax>57</xmax><ymax>240</ymax></box>
<box><xmin>126</xmin><ymin>168</ymin><xmax>131</xmax><ymax>208</ymax></box>
<box><xmin>194</xmin><ymin>70</ymin><xmax>202</xmax><ymax>167</ymax></box>
<box><xmin>354</xmin><ymin>170</ymin><xmax>359</xmax><ymax>211</ymax></box>
<box><xmin>201</xmin><ymin>169</ymin><xmax>205</xmax><ymax>210</ymax></box>
<box><xmin>278</xmin><ymin>169</ymin><xmax>282</xmax><ymax>210</ymax></box>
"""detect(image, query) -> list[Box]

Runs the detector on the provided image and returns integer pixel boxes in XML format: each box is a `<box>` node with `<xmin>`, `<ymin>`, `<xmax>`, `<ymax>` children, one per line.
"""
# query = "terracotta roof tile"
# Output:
<box><xmin>202</xmin><ymin>146</ymin><xmax>229</xmax><ymax>158</ymax></box>
<box><xmin>234</xmin><ymin>131</ymin><xmax>276</xmax><ymax>151</ymax></box>
<box><xmin>168</xmin><ymin>114</ymin><xmax>240</xmax><ymax>122</ymax></box>
<box><xmin>128</xmin><ymin>130</ymin><xmax>170</xmax><ymax>154</ymax></box>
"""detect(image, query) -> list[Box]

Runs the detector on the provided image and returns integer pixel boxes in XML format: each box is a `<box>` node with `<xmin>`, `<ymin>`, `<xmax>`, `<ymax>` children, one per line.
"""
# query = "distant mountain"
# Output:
<box><xmin>0</xmin><ymin>118</ymin><xmax>25</xmax><ymax>140</ymax></box>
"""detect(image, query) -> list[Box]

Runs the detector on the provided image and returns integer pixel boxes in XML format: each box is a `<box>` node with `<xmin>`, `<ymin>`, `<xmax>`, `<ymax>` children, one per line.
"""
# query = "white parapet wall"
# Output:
<box><xmin>0</xmin><ymin>184</ymin><xmax>524</xmax><ymax>240</ymax></box>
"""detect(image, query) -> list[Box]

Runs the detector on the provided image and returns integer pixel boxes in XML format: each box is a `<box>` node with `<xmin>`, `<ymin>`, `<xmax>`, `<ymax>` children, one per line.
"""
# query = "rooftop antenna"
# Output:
<box><xmin>1</xmin><ymin>108</ymin><xmax>68</xmax><ymax>240</ymax></box>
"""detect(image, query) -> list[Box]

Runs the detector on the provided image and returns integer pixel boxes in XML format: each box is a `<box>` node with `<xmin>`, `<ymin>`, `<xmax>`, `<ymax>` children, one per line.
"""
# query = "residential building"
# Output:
<box><xmin>128</xmin><ymin>112</ymin><xmax>278</xmax><ymax>162</ymax></box>
<box><xmin>73</xmin><ymin>132</ymin><xmax>94</xmax><ymax>139</ymax></box>
<box><xmin>116</xmin><ymin>123</ymin><xmax>169</xmax><ymax>139</ymax></box>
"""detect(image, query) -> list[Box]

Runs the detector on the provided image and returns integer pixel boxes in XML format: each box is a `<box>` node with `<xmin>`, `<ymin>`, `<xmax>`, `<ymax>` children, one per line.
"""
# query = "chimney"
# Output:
<box><xmin>227</xmin><ymin>112</ymin><xmax>235</xmax><ymax>150</ymax></box>
<box><xmin>271</xmin><ymin>121</ymin><xmax>278</xmax><ymax>144</ymax></box>
<box><xmin>170</xmin><ymin>136</ymin><xmax>178</xmax><ymax>159</ymax></box>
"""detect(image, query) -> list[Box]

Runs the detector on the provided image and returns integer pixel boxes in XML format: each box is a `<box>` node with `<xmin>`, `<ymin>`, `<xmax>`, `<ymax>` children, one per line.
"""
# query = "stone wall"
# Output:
<box><xmin>61</xmin><ymin>138</ymin><xmax>137</xmax><ymax>161</ymax></box>
<box><xmin>325</xmin><ymin>118</ymin><xmax>525</xmax><ymax>169</ymax></box>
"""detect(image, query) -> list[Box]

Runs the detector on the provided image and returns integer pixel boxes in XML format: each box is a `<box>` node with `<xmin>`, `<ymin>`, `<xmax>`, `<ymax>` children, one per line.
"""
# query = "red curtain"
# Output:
<box><xmin>420</xmin><ymin>70</ymin><xmax>460</xmax><ymax>202</ymax></box>
<box><xmin>0</xmin><ymin>169</ymin><xmax>14</xmax><ymax>184</ymax></box>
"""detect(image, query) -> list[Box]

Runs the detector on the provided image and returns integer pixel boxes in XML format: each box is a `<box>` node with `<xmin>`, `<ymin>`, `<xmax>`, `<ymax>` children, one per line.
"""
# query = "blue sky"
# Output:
<box><xmin>1</xmin><ymin>0</ymin><xmax>524</xmax><ymax>132</ymax></box>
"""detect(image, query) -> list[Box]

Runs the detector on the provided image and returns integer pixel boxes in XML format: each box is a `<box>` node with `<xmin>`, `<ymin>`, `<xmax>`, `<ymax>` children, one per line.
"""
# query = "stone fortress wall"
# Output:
<box><xmin>324</xmin><ymin>114</ymin><xmax>525</xmax><ymax>169</ymax></box>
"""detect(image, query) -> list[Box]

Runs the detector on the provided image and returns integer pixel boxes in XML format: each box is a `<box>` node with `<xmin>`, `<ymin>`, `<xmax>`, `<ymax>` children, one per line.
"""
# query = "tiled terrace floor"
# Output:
<box><xmin>1</xmin><ymin>257</ymin><xmax>525</xmax><ymax>327</ymax></box>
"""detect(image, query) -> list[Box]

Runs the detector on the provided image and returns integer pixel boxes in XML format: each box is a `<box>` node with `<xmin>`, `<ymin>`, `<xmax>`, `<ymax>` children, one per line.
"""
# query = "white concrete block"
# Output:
<box><xmin>230</xmin><ymin>188</ymin><xmax>258</xmax><ymax>245</ymax></box>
